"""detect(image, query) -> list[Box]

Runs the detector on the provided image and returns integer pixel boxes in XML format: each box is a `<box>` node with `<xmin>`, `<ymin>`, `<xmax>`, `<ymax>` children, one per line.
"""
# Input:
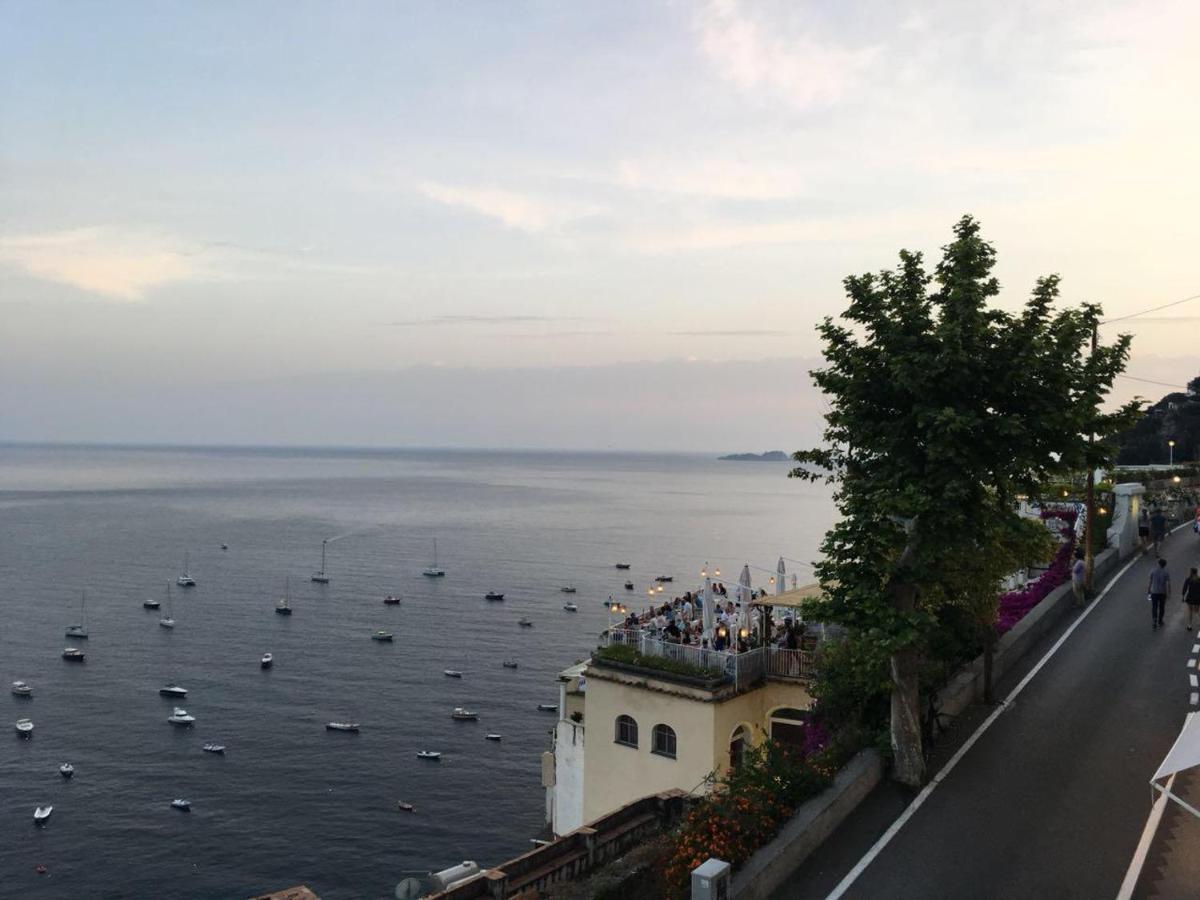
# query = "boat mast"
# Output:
<box><xmin>433</xmin><ymin>538</ymin><xmax>438</xmax><ymax>568</ymax></box>
<box><xmin>321</xmin><ymin>539</ymin><xmax>327</xmax><ymax>574</ymax></box>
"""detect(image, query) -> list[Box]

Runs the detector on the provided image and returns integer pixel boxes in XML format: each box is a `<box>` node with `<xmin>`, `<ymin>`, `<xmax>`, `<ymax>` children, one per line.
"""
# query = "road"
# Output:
<box><xmin>779</xmin><ymin>527</ymin><xmax>1200</xmax><ymax>900</ymax></box>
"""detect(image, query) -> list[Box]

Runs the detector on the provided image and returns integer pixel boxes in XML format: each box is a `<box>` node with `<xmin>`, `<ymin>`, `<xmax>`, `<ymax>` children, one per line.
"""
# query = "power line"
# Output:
<box><xmin>1100</xmin><ymin>292</ymin><xmax>1200</xmax><ymax>325</ymax></box>
<box><xmin>1117</xmin><ymin>374</ymin><xmax>1190</xmax><ymax>389</ymax></box>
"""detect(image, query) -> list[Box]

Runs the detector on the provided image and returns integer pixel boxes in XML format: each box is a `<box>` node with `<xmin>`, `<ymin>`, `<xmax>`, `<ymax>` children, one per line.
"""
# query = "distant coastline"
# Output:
<box><xmin>718</xmin><ymin>450</ymin><xmax>790</xmax><ymax>462</ymax></box>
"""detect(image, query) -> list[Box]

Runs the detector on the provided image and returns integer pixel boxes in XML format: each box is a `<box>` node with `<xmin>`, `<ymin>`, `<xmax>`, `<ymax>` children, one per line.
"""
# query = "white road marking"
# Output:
<box><xmin>824</xmin><ymin>550</ymin><xmax>1146</xmax><ymax>900</ymax></box>
<box><xmin>1191</xmin><ymin>693</ymin><xmax>1198</xmax><ymax>705</ymax></box>
<box><xmin>1190</xmin><ymin>675</ymin><xmax>1197</xmax><ymax>688</ymax></box>
<box><xmin>1188</xmin><ymin>659</ymin><xmax>1196</xmax><ymax>669</ymax></box>
<box><xmin>1116</xmin><ymin>772</ymin><xmax>1177</xmax><ymax>900</ymax></box>
<box><xmin>1192</xmin><ymin>644</ymin><xmax>1199</xmax><ymax>654</ymax></box>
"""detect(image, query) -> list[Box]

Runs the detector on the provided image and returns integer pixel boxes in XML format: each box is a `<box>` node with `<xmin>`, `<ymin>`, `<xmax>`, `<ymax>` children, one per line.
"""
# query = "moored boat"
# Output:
<box><xmin>60</xmin><ymin>763</ymin><xmax>74</xmax><ymax>778</ymax></box>
<box><xmin>444</xmin><ymin>670</ymin><xmax>463</xmax><ymax>678</ymax></box>
<box><xmin>202</xmin><ymin>743</ymin><xmax>226</xmax><ymax>754</ymax></box>
<box><xmin>485</xmin><ymin>733</ymin><xmax>502</xmax><ymax>742</ymax></box>
<box><xmin>383</xmin><ymin>594</ymin><xmax>401</xmax><ymax>605</ymax></box>
<box><xmin>12</xmin><ymin>680</ymin><xmax>32</xmax><ymax>697</ymax></box>
<box><xmin>563</xmin><ymin>602</ymin><xmax>578</xmax><ymax>612</ymax></box>
<box><xmin>485</xmin><ymin>591</ymin><xmax>504</xmax><ymax>601</ymax></box>
<box><xmin>66</xmin><ymin>591</ymin><xmax>89</xmax><ymax>639</ymax></box>
<box><xmin>312</xmin><ymin>539</ymin><xmax>331</xmax><ymax>584</ymax></box>
<box><xmin>371</xmin><ymin>630</ymin><xmax>394</xmax><ymax>642</ymax></box>
<box><xmin>518</xmin><ymin>618</ymin><xmax>533</xmax><ymax>628</ymax></box>
<box><xmin>159</xmin><ymin>684</ymin><xmax>188</xmax><ymax>698</ymax></box>
<box><xmin>502</xmin><ymin>659</ymin><xmax>519</xmax><ymax>669</ymax></box>
<box><xmin>624</xmin><ymin>581</ymin><xmax>634</xmax><ymax>590</ymax></box>
<box><xmin>276</xmin><ymin>577</ymin><xmax>294</xmax><ymax>615</ymax></box>
<box><xmin>615</xmin><ymin>563</ymin><xmax>631</xmax><ymax>570</ymax></box>
<box><xmin>171</xmin><ymin>799</ymin><xmax>191</xmax><ymax>811</ymax></box>
<box><xmin>537</xmin><ymin>703</ymin><xmax>558</xmax><ymax>712</ymax></box>
<box><xmin>416</xmin><ymin>750</ymin><xmax>441</xmax><ymax>760</ymax></box>
<box><xmin>177</xmin><ymin>551</ymin><xmax>196</xmax><ymax>587</ymax></box>
<box><xmin>655</xmin><ymin>575</ymin><xmax>673</xmax><ymax>583</ymax></box>
<box><xmin>450</xmin><ymin>707</ymin><xmax>478</xmax><ymax>721</ymax></box>
<box><xmin>261</xmin><ymin>653</ymin><xmax>273</xmax><ymax>669</ymax></box>
<box><xmin>15</xmin><ymin>718</ymin><xmax>34</xmax><ymax>735</ymax></box>
<box><xmin>168</xmin><ymin>707</ymin><xmax>195</xmax><ymax>726</ymax></box>
<box><xmin>422</xmin><ymin>538</ymin><xmax>446</xmax><ymax>577</ymax></box>
<box><xmin>326</xmin><ymin>722</ymin><xmax>360</xmax><ymax>732</ymax></box>
<box><xmin>34</xmin><ymin>806</ymin><xmax>52</xmax><ymax>825</ymax></box>
<box><xmin>62</xmin><ymin>647</ymin><xmax>85</xmax><ymax>662</ymax></box>
<box><xmin>397</xmin><ymin>801</ymin><xmax>416</xmax><ymax>812</ymax></box>
<box><xmin>560</xmin><ymin>586</ymin><xmax>577</xmax><ymax>594</ymax></box>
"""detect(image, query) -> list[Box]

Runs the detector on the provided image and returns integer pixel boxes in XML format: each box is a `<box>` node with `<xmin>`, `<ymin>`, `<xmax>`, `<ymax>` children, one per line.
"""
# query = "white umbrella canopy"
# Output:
<box><xmin>702</xmin><ymin>576</ymin><xmax>715</xmax><ymax>644</ymax></box>
<box><xmin>737</xmin><ymin>564</ymin><xmax>753</xmax><ymax>634</ymax></box>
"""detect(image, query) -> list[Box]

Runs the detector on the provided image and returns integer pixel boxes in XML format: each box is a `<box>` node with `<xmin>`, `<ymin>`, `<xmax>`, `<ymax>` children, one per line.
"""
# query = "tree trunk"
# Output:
<box><xmin>890</xmin><ymin>642</ymin><xmax>925</xmax><ymax>786</ymax></box>
<box><xmin>982</xmin><ymin>627</ymin><xmax>996</xmax><ymax>705</ymax></box>
<box><xmin>888</xmin><ymin>518</ymin><xmax>925</xmax><ymax>787</ymax></box>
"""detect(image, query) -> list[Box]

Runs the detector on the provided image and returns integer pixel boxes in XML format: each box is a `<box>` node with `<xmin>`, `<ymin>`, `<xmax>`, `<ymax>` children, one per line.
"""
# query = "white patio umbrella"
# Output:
<box><xmin>737</xmin><ymin>564</ymin><xmax>753</xmax><ymax>635</ymax></box>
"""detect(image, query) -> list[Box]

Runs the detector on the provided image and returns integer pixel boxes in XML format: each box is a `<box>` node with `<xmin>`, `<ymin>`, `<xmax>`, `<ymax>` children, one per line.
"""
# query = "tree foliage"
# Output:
<box><xmin>791</xmin><ymin>216</ymin><xmax>1134</xmax><ymax>779</ymax></box>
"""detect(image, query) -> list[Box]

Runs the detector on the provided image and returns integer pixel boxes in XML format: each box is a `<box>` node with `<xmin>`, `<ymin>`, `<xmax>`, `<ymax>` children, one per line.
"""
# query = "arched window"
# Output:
<box><xmin>615</xmin><ymin>714</ymin><xmax>638</xmax><ymax>748</ymax></box>
<box><xmin>729</xmin><ymin>724</ymin><xmax>750</xmax><ymax>770</ymax></box>
<box><xmin>652</xmin><ymin>724</ymin><xmax>677</xmax><ymax>759</ymax></box>
<box><xmin>768</xmin><ymin>707</ymin><xmax>809</xmax><ymax>748</ymax></box>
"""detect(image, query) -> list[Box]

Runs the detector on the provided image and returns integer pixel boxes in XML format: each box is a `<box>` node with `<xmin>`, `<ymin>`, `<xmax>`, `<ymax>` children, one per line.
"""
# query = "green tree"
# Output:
<box><xmin>792</xmin><ymin>216</ymin><xmax>1133</xmax><ymax>786</ymax></box>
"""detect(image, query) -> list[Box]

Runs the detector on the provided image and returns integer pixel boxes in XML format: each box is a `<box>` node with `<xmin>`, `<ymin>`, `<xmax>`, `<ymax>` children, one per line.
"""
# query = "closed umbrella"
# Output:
<box><xmin>702</xmin><ymin>572</ymin><xmax>715</xmax><ymax>645</ymax></box>
<box><xmin>737</xmin><ymin>564</ymin><xmax>753</xmax><ymax>636</ymax></box>
<box><xmin>776</xmin><ymin>557</ymin><xmax>786</xmax><ymax>596</ymax></box>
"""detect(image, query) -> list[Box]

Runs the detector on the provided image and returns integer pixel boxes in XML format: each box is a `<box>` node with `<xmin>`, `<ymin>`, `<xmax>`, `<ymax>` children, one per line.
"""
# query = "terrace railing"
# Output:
<box><xmin>601</xmin><ymin>628</ymin><xmax>817</xmax><ymax>688</ymax></box>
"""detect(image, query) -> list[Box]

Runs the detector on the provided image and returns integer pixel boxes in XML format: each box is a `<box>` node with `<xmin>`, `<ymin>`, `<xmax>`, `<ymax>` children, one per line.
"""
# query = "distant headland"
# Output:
<box><xmin>718</xmin><ymin>450</ymin><xmax>791</xmax><ymax>462</ymax></box>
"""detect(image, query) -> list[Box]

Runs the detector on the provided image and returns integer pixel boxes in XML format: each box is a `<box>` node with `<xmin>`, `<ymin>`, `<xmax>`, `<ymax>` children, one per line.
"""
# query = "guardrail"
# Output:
<box><xmin>602</xmin><ymin>629</ymin><xmax>816</xmax><ymax>688</ymax></box>
<box><xmin>766</xmin><ymin>647</ymin><xmax>818</xmax><ymax>681</ymax></box>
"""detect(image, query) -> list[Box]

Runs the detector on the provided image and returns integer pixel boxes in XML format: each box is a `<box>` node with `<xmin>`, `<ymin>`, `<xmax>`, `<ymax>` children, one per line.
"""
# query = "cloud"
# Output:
<box><xmin>384</xmin><ymin>314</ymin><xmax>594</xmax><ymax>327</ymax></box>
<box><xmin>615</xmin><ymin>158</ymin><xmax>808</xmax><ymax>200</ymax></box>
<box><xmin>418</xmin><ymin>181</ymin><xmax>601</xmax><ymax>234</ymax></box>
<box><xmin>696</xmin><ymin>0</ymin><xmax>879</xmax><ymax>109</ymax></box>
<box><xmin>668</xmin><ymin>329</ymin><xmax>793</xmax><ymax>337</ymax></box>
<box><xmin>0</xmin><ymin>227</ymin><xmax>196</xmax><ymax>300</ymax></box>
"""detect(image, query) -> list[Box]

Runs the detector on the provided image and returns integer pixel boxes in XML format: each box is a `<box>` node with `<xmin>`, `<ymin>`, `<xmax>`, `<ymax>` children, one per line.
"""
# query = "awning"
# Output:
<box><xmin>1151</xmin><ymin>713</ymin><xmax>1200</xmax><ymax>820</ymax></box>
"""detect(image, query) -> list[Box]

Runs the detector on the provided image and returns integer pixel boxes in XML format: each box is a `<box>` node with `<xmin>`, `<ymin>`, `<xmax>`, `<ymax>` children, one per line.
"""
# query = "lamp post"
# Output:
<box><xmin>1169</xmin><ymin>439</ymin><xmax>1176</xmax><ymax>466</ymax></box>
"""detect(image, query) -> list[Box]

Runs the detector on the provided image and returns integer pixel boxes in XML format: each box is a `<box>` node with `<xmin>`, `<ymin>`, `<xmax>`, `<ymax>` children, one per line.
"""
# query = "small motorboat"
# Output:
<box><xmin>444</xmin><ymin>670</ymin><xmax>463</xmax><ymax>678</ymax></box>
<box><xmin>11</xmin><ymin>680</ymin><xmax>32</xmax><ymax>697</ymax></box>
<box><xmin>59</xmin><ymin>763</ymin><xmax>74</xmax><ymax>778</ymax></box>
<box><xmin>397</xmin><ymin>801</ymin><xmax>416</xmax><ymax>812</ymax></box>
<box><xmin>383</xmin><ymin>595</ymin><xmax>401</xmax><ymax>605</ymax></box>
<box><xmin>159</xmin><ymin>615</ymin><xmax>175</xmax><ymax>629</ymax></box>
<box><xmin>142</xmin><ymin>598</ymin><xmax>161</xmax><ymax>609</ymax></box>
<box><xmin>416</xmin><ymin>750</ymin><xmax>441</xmax><ymax>760</ymax></box>
<box><xmin>563</xmin><ymin>602</ymin><xmax>578</xmax><ymax>612</ymax></box>
<box><xmin>159</xmin><ymin>684</ymin><xmax>188</xmax><ymax>698</ymax></box>
<box><xmin>451</xmin><ymin>707</ymin><xmax>478</xmax><ymax>721</ymax></box>
<box><xmin>65</xmin><ymin>624</ymin><xmax>88</xmax><ymax>639</ymax></box>
<box><xmin>560</xmin><ymin>586</ymin><xmax>577</xmax><ymax>594</ymax></box>
<box><xmin>202</xmin><ymin>743</ymin><xmax>226</xmax><ymax>754</ymax></box>
<box><xmin>168</xmin><ymin>708</ymin><xmax>195</xmax><ymax>726</ymax></box>
<box><xmin>655</xmin><ymin>575</ymin><xmax>674</xmax><ymax>583</ymax></box>
<box><xmin>326</xmin><ymin>722</ymin><xmax>360</xmax><ymax>732</ymax></box>
<box><xmin>15</xmin><ymin>718</ymin><xmax>34</xmax><ymax>736</ymax></box>
<box><xmin>371</xmin><ymin>631</ymin><xmax>394</xmax><ymax>642</ymax></box>
<box><xmin>171</xmin><ymin>799</ymin><xmax>191</xmax><ymax>811</ymax></box>
<box><xmin>261</xmin><ymin>653</ymin><xmax>273</xmax><ymax>669</ymax></box>
<box><xmin>485</xmin><ymin>591</ymin><xmax>505</xmax><ymax>601</ymax></box>
<box><xmin>485</xmin><ymin>733</ymin><xmax>502</xmax><ymax>742</ymax></box>
<box><xmin>537</xmin><ymin>704</ymin><xmax>558</xmax><ymax>713</ymax></box>
<box><xmin>34</xmin><ymin>806</ymin><xmax>52</xmax><ymax>825</ymax></box>
<box><xmin>275</xmin><ymin>599</ymin><xmax>293</xmax><ymax>616</ymax></box>
<box><xmin>518</xmin><ymin>618</ymin><xmax>533</xmax><ymax>628</ymax></box>
<box><xmin>62</xmin><ymin>647</ymin><xmax>85</xmax><ymax>662</ymax></box>
<box><xmin>615</xmin><ymin>563</ymin><xmax>631</xmax><ymax>570</ymax></box>
<box><xmin>502</xmin><ymin>659</ymin><xmax>519</xmax><ymax>669</ymax></box>
<box><xmin>624</xmin><ymin>581</ymin><xmax>634</xmax><ymax>591</ymax></box>
<box><xmin>220</xmin><ymin>543</ymin><xmax>229</xmax><ymax>550</ymax></box>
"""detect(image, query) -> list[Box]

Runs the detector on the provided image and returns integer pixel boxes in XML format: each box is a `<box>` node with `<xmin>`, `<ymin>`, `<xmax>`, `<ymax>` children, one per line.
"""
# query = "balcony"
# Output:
<box><xmin>592</xmin><ymin>628</ymin><xmax>816</xmax><ymax>692</ymax></box>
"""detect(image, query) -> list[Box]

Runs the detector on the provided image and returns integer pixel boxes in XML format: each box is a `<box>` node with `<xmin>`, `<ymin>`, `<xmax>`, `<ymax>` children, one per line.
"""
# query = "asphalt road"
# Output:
<box><xmin>779</xmin><ymin>528</ymin><xmax>1200</xmax><ymax>900</ymax></box>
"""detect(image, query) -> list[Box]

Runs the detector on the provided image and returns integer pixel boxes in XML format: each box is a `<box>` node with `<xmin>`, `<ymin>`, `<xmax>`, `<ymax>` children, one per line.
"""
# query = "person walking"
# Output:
<box><xmin>1150</xmin><ymin>507</ymin><xmax>1167</xmax><ymax>556</ymax></box>
<box><xmin>1071</xmin><ymin>548</ymin><xmax>1087</xmax><ymax>608</ymax></box>
<box><xmin>1149</xmin><ymin>558</ymin><xmax>1171</xmax><ymax>629</ymax></box>
<box><xmin>1183</xmin><ymin>567</ymin><xmax>1200</xmax><ymax>631</ymax></box>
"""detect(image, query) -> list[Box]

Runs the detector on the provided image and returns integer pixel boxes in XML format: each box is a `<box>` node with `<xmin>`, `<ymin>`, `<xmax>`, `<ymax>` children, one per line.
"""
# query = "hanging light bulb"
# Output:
<box><xmin>714</xmin><ymin>568</ymin><xmax>721</xmax><ymax>577</ymax></box>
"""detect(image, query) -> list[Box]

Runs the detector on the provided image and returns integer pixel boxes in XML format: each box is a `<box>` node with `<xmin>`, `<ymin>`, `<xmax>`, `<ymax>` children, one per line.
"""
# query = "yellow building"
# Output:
<box><xmin>543</xmin><ymin>620</ymin><xmax>817</xmax><ymax>836</ymax></box>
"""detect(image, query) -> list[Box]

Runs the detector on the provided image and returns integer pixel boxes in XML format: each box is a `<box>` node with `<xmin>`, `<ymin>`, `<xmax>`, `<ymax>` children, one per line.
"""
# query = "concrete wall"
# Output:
<box><xmin>709</xmin><ymin>679</ymin><xmax>814</xmax><ymax>773</ymax></box>
<box><xmin>551</xmin><ymin>719</ymin><xmax>586</xmax><ymax>836</ymax></box>
<box><xmin>731</xmin><ymin>750</ymin><xmax>883</xmax><ymax>900</ymax></box>
<box><xmin>1110</xmin><ymin>482</ymin><xmax>1147</xmax><ymax>559</ymax></box>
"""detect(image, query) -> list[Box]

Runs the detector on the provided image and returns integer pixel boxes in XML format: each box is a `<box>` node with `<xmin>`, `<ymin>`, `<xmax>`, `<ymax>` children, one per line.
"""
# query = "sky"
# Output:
<box><xmin>2</xmin><ymin>0</ymin><xmax>1198</xmax><ymax>450</ymax></box>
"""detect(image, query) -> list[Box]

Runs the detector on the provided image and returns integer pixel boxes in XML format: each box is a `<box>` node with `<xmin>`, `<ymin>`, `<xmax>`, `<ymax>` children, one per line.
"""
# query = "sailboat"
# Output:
<box><xmin>422</xmin><ymin>539</ymin><xmax>445</xmax><ymax>577</ymax></box>
<box><xmin>65</xmin><ymin>591</ymin><xmax>88</xmax><ymax>639</ymax></box>
<box><xmin>177</xmin><ymin>552</ymin><xmax>196</xmax><ymax>588</ymax></box>
<box><xmin>276</xmin><ymin>577</ymin><xmax>293</xmax><ymax>615</ymax></box>
<box><xmin>159</xmin><ymin>583</ymin><xmax>175</xmax><ymax>629</ymax></box>
<box><xmin>311</xmin><ymin>540</ymin><xmax>330</xmax><ymax>584</ymax></box>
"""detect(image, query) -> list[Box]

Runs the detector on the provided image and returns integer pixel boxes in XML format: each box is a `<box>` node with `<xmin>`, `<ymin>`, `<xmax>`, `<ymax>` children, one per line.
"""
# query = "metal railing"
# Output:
<box><xmin>601</xmin><ymin>628</ymin><xmax>817</xmax><ymax>687</ymax></box>
<box><xmin>766</xmin><ymin>646</ymin><xmax>818</xmax><ymax>681</ymax></box>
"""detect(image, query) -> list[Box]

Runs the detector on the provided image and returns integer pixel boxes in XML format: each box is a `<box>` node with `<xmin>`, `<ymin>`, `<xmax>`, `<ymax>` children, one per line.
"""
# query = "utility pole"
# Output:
<box><xmin>1084</xmin><ymin>323</ymin><xmax>1097</xmax><ymax>592</ymax></box>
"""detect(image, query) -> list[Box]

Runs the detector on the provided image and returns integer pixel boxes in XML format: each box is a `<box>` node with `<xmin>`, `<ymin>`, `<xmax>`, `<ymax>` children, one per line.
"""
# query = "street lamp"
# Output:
<box><xmin>1169</xmin><ymin>439</ymin><xmax>1176</xmax><ymax>466</ymax></box>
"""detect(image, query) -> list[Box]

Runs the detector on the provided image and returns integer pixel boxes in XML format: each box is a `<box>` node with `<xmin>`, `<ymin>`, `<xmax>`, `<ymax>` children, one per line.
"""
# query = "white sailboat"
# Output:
<box><xmin>65</xmin><ymin>591</ymin><xmax>88</xmax><ymax>639</ymax></box>
<box><xmin>276</xmin><ymin>577</ymin><xmax>293</xmax><ymax>615</ymax></box>
<box><xmin>177</xmin><ymin>551</ymin><xmax>196</xmax><ymax>588</ymax></box>
<box><xmin>311</xmin><ymin>540</ymin><xmax>330</xmax><ymax>584</ymax></box>
<box><xmin>423</xmin><ymin>539</ymin><xmax>445</xmax><ymax>577</ymax></box>
<box><xmin>159</xmin><ymin>582</ymin><xmax>175</xmax><ymax>629</ymax></box>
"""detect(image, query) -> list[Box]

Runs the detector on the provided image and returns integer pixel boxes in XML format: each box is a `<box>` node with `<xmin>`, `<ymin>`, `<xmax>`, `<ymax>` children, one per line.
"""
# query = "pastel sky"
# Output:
<box><xmin>2</xmin><ymin>1</ymin><xmax>1197</xmax><ymax>449</ymax></box>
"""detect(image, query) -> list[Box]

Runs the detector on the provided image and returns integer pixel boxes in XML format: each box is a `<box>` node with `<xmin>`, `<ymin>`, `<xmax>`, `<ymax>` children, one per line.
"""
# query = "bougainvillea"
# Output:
<box><xmin>995</xmin><ymin>507</ymin><xmax>1078</xmax><ymax>634</ymax></box>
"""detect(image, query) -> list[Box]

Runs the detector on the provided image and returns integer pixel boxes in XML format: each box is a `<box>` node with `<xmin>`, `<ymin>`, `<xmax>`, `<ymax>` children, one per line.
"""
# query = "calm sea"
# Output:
<box><xmin>0</xmin><ymin>444</ymin><xmax>833</xmax><ymax>898</ymax></box>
